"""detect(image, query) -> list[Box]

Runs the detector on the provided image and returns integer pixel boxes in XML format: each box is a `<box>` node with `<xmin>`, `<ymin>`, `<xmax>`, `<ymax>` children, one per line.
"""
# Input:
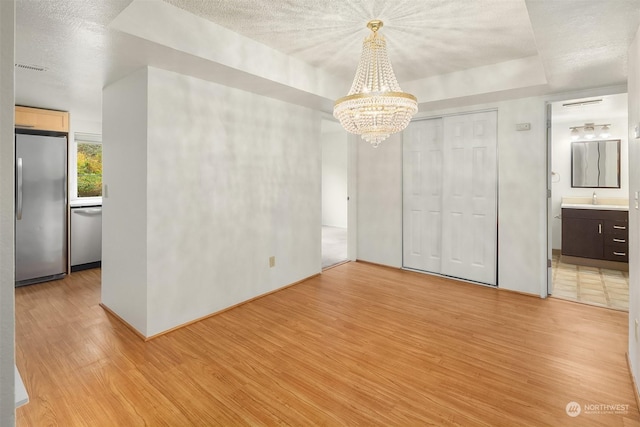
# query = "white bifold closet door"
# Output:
<box><xmin>403</xmin><ymin>118</ymin><xmax>444</xmax><ymax>273</ymax></box>
<box><xmin>403</xmin><ymin>111</ymin><xmax>497</xmax><ymax>286</ymax></box>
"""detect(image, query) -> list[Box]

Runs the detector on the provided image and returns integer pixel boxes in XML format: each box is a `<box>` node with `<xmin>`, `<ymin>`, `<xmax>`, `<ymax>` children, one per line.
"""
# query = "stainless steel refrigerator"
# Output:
<box><xmin>15</xmin><ymin>132</ymin><xmax>67</xmax><ymax>286</ymax></box>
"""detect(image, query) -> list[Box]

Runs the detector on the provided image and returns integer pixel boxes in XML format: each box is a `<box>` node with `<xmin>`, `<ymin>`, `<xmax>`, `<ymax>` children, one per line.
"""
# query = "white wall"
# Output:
<box><xmin>550</xmin><ymin>95</ymin><xmax>629</xmax><ymax>250</ymax></box>
<box><xmin>321</xmin><ymin>120</ymin><xmax>348</xmax><ymax>228</ymax></box>
<box><xmin>627</xmin><ymin>24</ymin><xmax>640</xmax><ymax>399</ymax></box>
<box><xmin>357</xmin><ymin>132</ymin><xmax>404</xmax><ymax>268</ymax></box>
<box><xmin>103</xmin><ymin>66</ymin><xmax>322</xmax><ymax>337</ymax></box>
<box><xmin>110</xmin><ymin>0</ymin><xmax>344</xmax><ymax>111</ymax></box>
<box><xmin>356</xmin><ymin>98</ymin><xmax>548</xmax><ymax>296</ymax></box>
<box><xmin>347</xmin><ymin>134</ymin><xmax>358</xmax><ymax>262</ymax></box>
<box><xmin>0</xmin><ymin>0</ymin><xmax>14</xmax><ymax>423</ymax></box>
<box><xmin>102</xmin><ymin>67</ymin><xmax>149</xmax><ymax>335</ymax></box>
<box><xmin>71</xmin><ymin>118</ymin><xmax>102</xmax><ymax>139</ymax></box>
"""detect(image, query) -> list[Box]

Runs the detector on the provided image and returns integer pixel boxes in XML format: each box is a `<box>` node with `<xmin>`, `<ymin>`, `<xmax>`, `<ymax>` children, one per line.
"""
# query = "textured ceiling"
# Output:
<box><xmin>13</xmin><ymin>0</ymin><xmax>640</xmax><ymax>122</ymax></box>
<box><xmin>163</xmin><ymin>0</ymin><xmax>539</xmax><ymax>83</ymax></box>
<box><xmin>526</xmin><ymin>0</ymin><xmax>640</xmax><ymax>91</ymax></box>
<box><xmin>15</xmin><ymin>0</ymin><xmax>133</xmax><ymax>121</ymax></box>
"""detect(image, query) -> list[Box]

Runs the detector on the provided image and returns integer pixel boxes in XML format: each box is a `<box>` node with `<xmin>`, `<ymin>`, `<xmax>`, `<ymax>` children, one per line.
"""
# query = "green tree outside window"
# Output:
<box><xmin>77</xmin><ymin>142</ymin><xmax>102</xmax><ymax>197</ymax></box>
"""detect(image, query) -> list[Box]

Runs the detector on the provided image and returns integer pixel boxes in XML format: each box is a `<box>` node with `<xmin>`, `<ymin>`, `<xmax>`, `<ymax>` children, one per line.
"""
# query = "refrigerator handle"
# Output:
<box><xmin>16</xmin><ymin>157</ymin><xmax>23</xmax><ymax>220</ymax></box>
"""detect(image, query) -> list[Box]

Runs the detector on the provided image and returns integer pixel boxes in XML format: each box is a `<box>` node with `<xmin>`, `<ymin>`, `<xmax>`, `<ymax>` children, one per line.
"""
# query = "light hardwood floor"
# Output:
<box><xmin>15</xmin><ymin>263</ymin><xmax>639</xmax><ymax>426</ymax></box>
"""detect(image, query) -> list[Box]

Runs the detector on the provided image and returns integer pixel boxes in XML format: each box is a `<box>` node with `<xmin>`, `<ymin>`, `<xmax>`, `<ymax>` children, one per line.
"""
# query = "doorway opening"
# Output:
<box><xmin>548</xmin><ymin>93</ymin><xmax>629</xmax><ymax>311</ymax></box>
<box><xmin>321</xmin><ymin>119</ymin><xmax>348</xmax><ymax>269</ymax></box>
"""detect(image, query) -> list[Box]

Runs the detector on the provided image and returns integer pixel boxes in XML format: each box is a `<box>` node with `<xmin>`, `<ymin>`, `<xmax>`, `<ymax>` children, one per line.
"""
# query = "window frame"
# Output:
<box><xmin>70</xmin><ymin>132</ymin><xmax>102</xmax><ymax>206</ymax></box>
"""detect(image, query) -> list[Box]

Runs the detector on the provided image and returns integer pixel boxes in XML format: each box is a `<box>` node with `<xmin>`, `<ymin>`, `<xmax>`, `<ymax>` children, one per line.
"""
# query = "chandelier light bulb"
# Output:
<box><xmin>333</xmin><ymin>20</ymin><xmax>418</xmax><ymax>148</ymax></box>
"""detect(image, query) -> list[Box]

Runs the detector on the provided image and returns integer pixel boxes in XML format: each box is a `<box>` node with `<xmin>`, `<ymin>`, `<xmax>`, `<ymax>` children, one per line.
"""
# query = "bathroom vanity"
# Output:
<box><xmin>561</xmin><ymin>198</ymin><xmax>628</xmax><ymax>270</ymax></box>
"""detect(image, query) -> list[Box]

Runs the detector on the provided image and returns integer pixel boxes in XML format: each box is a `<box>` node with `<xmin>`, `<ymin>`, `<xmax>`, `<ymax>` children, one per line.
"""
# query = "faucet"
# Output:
<box><xmin>592</xmin><ymin>191</ymin><xmax>597</xmax><ymax>205</ymax></box>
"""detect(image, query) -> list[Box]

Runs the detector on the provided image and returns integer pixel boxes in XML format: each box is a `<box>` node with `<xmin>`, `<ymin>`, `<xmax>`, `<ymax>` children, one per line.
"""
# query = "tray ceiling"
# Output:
<box><xmin>13</xmin><ymin>0</ymin><xmax>640</xmax><ymax>121</ymax></box>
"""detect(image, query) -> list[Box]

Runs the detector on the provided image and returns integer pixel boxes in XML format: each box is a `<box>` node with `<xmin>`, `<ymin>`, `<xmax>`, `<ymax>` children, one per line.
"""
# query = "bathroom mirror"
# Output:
<box><xmin>571</xmin><ymin>139</ymin><xmax>620</xmax><ymax>188</ymax></box>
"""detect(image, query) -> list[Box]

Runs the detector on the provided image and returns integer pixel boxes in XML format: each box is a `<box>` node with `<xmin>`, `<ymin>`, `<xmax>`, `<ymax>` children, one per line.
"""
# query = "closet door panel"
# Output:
<box><xmin>441</xmin><ymin>112</ymin><xmax>497</xmax><ymax>285</ymax></box>
<box><xmin>402</xmin><ymin>118</ymin><xmax>443</xmax><ymax>271</ymax></box>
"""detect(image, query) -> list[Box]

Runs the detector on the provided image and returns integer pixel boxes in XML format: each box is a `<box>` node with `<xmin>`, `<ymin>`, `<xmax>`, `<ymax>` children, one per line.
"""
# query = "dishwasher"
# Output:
<box><xmin>70</xmin><ymin>205</ymin><xmax>102</xmax><ymax>271</ymax></box>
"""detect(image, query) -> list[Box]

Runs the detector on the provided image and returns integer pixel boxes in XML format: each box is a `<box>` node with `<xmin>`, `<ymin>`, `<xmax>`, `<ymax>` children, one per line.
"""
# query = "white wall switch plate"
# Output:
<box><xmin>516</xmin><ymin>123</ymin><xmax>531</xmax><ymax>131</ymax></box>
<box><xmin>635</xmin><ymin>124</ymin><xmax>640</xmax><ymax>139</ymax></box>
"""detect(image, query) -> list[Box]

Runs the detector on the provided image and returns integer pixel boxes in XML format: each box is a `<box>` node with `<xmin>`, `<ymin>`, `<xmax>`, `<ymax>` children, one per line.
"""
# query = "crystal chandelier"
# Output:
<box><xmin>333</xmin><ymin>20</ymin><xmax>418</xmax><ymax>148</ymax></box>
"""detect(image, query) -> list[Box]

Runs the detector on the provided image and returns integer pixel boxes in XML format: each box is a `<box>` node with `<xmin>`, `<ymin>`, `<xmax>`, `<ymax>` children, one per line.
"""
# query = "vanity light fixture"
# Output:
<box><xmin>569</xmin><ymin>123</ymin><xmax>611</xmax><ymax>140</ymax></box>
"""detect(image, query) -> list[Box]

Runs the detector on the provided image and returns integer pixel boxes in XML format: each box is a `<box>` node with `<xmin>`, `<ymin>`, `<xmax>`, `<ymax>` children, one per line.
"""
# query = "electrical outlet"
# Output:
<box><xmin>516</xmin><ymin>122</ymin><xmax>531</xmax><ymax>131</ymax></box>
<box><xmin>269</xmin><ymin>256</ymin><xmax>276</xmax><ymax>268</ymax></box>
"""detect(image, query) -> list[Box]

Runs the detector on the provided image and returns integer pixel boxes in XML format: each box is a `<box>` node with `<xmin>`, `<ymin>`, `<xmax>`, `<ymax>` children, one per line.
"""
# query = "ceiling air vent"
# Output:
<box><xmin>14</xmin><ymin>63</ymin><xmax>47</xmax><ymax>72</ymax></box>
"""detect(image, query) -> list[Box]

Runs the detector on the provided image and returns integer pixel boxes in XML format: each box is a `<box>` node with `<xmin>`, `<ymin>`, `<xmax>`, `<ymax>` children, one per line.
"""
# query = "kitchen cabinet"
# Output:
<box><xmin>561</xmin><ymin>208</ymin><xmax>628</xmax><ymax>263</ymax></box>
<box><xmin>15</xmin><ymin>106</ymin><xmax>69</xmax><ymax>132</ymax></box>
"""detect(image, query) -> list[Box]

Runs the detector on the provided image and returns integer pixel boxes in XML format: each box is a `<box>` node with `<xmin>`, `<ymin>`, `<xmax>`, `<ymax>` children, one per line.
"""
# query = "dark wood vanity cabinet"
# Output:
<box><xmin>562</xmin><ymin>208</ymin><xmax>628</xmax><ymax>263</ymax></box>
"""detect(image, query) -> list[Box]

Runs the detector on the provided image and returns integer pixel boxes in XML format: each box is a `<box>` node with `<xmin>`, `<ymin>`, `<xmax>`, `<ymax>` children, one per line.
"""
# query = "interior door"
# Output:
<box><xmin>403</xmin><ymin>118</ymin><xmax>443</xmax><ymax>271</ymax></box>
<box><xmin>441</xmin><ymin>112</ymin><xmax>497</xmax><ymax>285</ymax></box>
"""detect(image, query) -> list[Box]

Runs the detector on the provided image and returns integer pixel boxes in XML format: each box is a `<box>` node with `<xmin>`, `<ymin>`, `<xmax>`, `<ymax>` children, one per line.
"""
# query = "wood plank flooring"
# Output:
<box><xmin>15</xmin><ymin>262</ymin><xmax>640</xmax><ymax>426</ymax></box>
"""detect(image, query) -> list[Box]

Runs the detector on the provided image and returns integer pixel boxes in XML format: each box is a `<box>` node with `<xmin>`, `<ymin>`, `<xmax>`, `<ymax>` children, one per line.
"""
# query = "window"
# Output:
<box><xmin>73</xmin><ymin>133</ymin><xmax>102</xmax><ymax>200</ymax></box>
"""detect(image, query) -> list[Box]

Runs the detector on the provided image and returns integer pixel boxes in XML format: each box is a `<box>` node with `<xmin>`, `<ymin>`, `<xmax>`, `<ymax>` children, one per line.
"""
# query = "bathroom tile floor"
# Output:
<box><xmin>551</xmin><ymin>254</ymin><xmax>628</xmax><ymax>311</ymax></box>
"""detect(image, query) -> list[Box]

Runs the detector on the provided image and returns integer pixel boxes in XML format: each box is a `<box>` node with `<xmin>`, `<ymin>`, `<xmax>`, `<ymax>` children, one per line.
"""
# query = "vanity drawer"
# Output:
<box><xmin>604</xmin><ymin>246</ymin><xmax>628</xmax><ymax>262</ymax></box>
<box><xmin>604</xmin><ymin>219</ymin><xmax>628</xmax><ymax>235</ymax></box>
<box><xmin>605</xmin><ymin>235</ymin><xmax>628</xmax><ymax>247</ymax></box>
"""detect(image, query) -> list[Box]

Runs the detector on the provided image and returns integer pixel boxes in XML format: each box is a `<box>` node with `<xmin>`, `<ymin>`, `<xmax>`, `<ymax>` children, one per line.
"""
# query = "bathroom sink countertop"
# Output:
<box><xmin>561</xmin><ymin>196</ymin><xmax>629</xmax><ymax>211</ymax></box>
<box><xmin>561</xmin><ymin>203</ymin><xmax>629</xmax><ymax>211</ymax></box>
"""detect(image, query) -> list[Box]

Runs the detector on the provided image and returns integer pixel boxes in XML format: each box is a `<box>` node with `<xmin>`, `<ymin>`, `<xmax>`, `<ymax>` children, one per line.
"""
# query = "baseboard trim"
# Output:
<box><xmin>378</xmin><ymin>262</ymin><xmax>527</xmax><ymax>296</ymax></box>
<box><xmin>101</xmin><ymin>273</ymin><xmax>321</xmax><ymax>342</ymax></box>
<box><xmin>401</xmin><ymin>265</ymin><xmax>501</xmax><ymax>291</ymax></box>
<box><xmin>99</xmin><ymin>303</ymin><xmax>147</xmax><ymax>340</ymax></box>
<box><xmin>71</xmin><ymin>261</ymin><xmax>101</xmax><ymax>272</ymax></box>
<box><xmin>355</xmin><ymin>259</ymin><xmax>402</xmax><ymax>270</ymax></box>
<box><xmin>626</xmin><ymin>352</ymin><xmax>640</xmax><ymax>414</ymax></box>
<box><xmin>322</xmin><ymin>260</ymin><xmax>350</xmax><ymax>271</ymax></box>
<box><xmin>496</xmin><ymin>287</ymin><xmax>539</xmax><ymax>298</ymax></box>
